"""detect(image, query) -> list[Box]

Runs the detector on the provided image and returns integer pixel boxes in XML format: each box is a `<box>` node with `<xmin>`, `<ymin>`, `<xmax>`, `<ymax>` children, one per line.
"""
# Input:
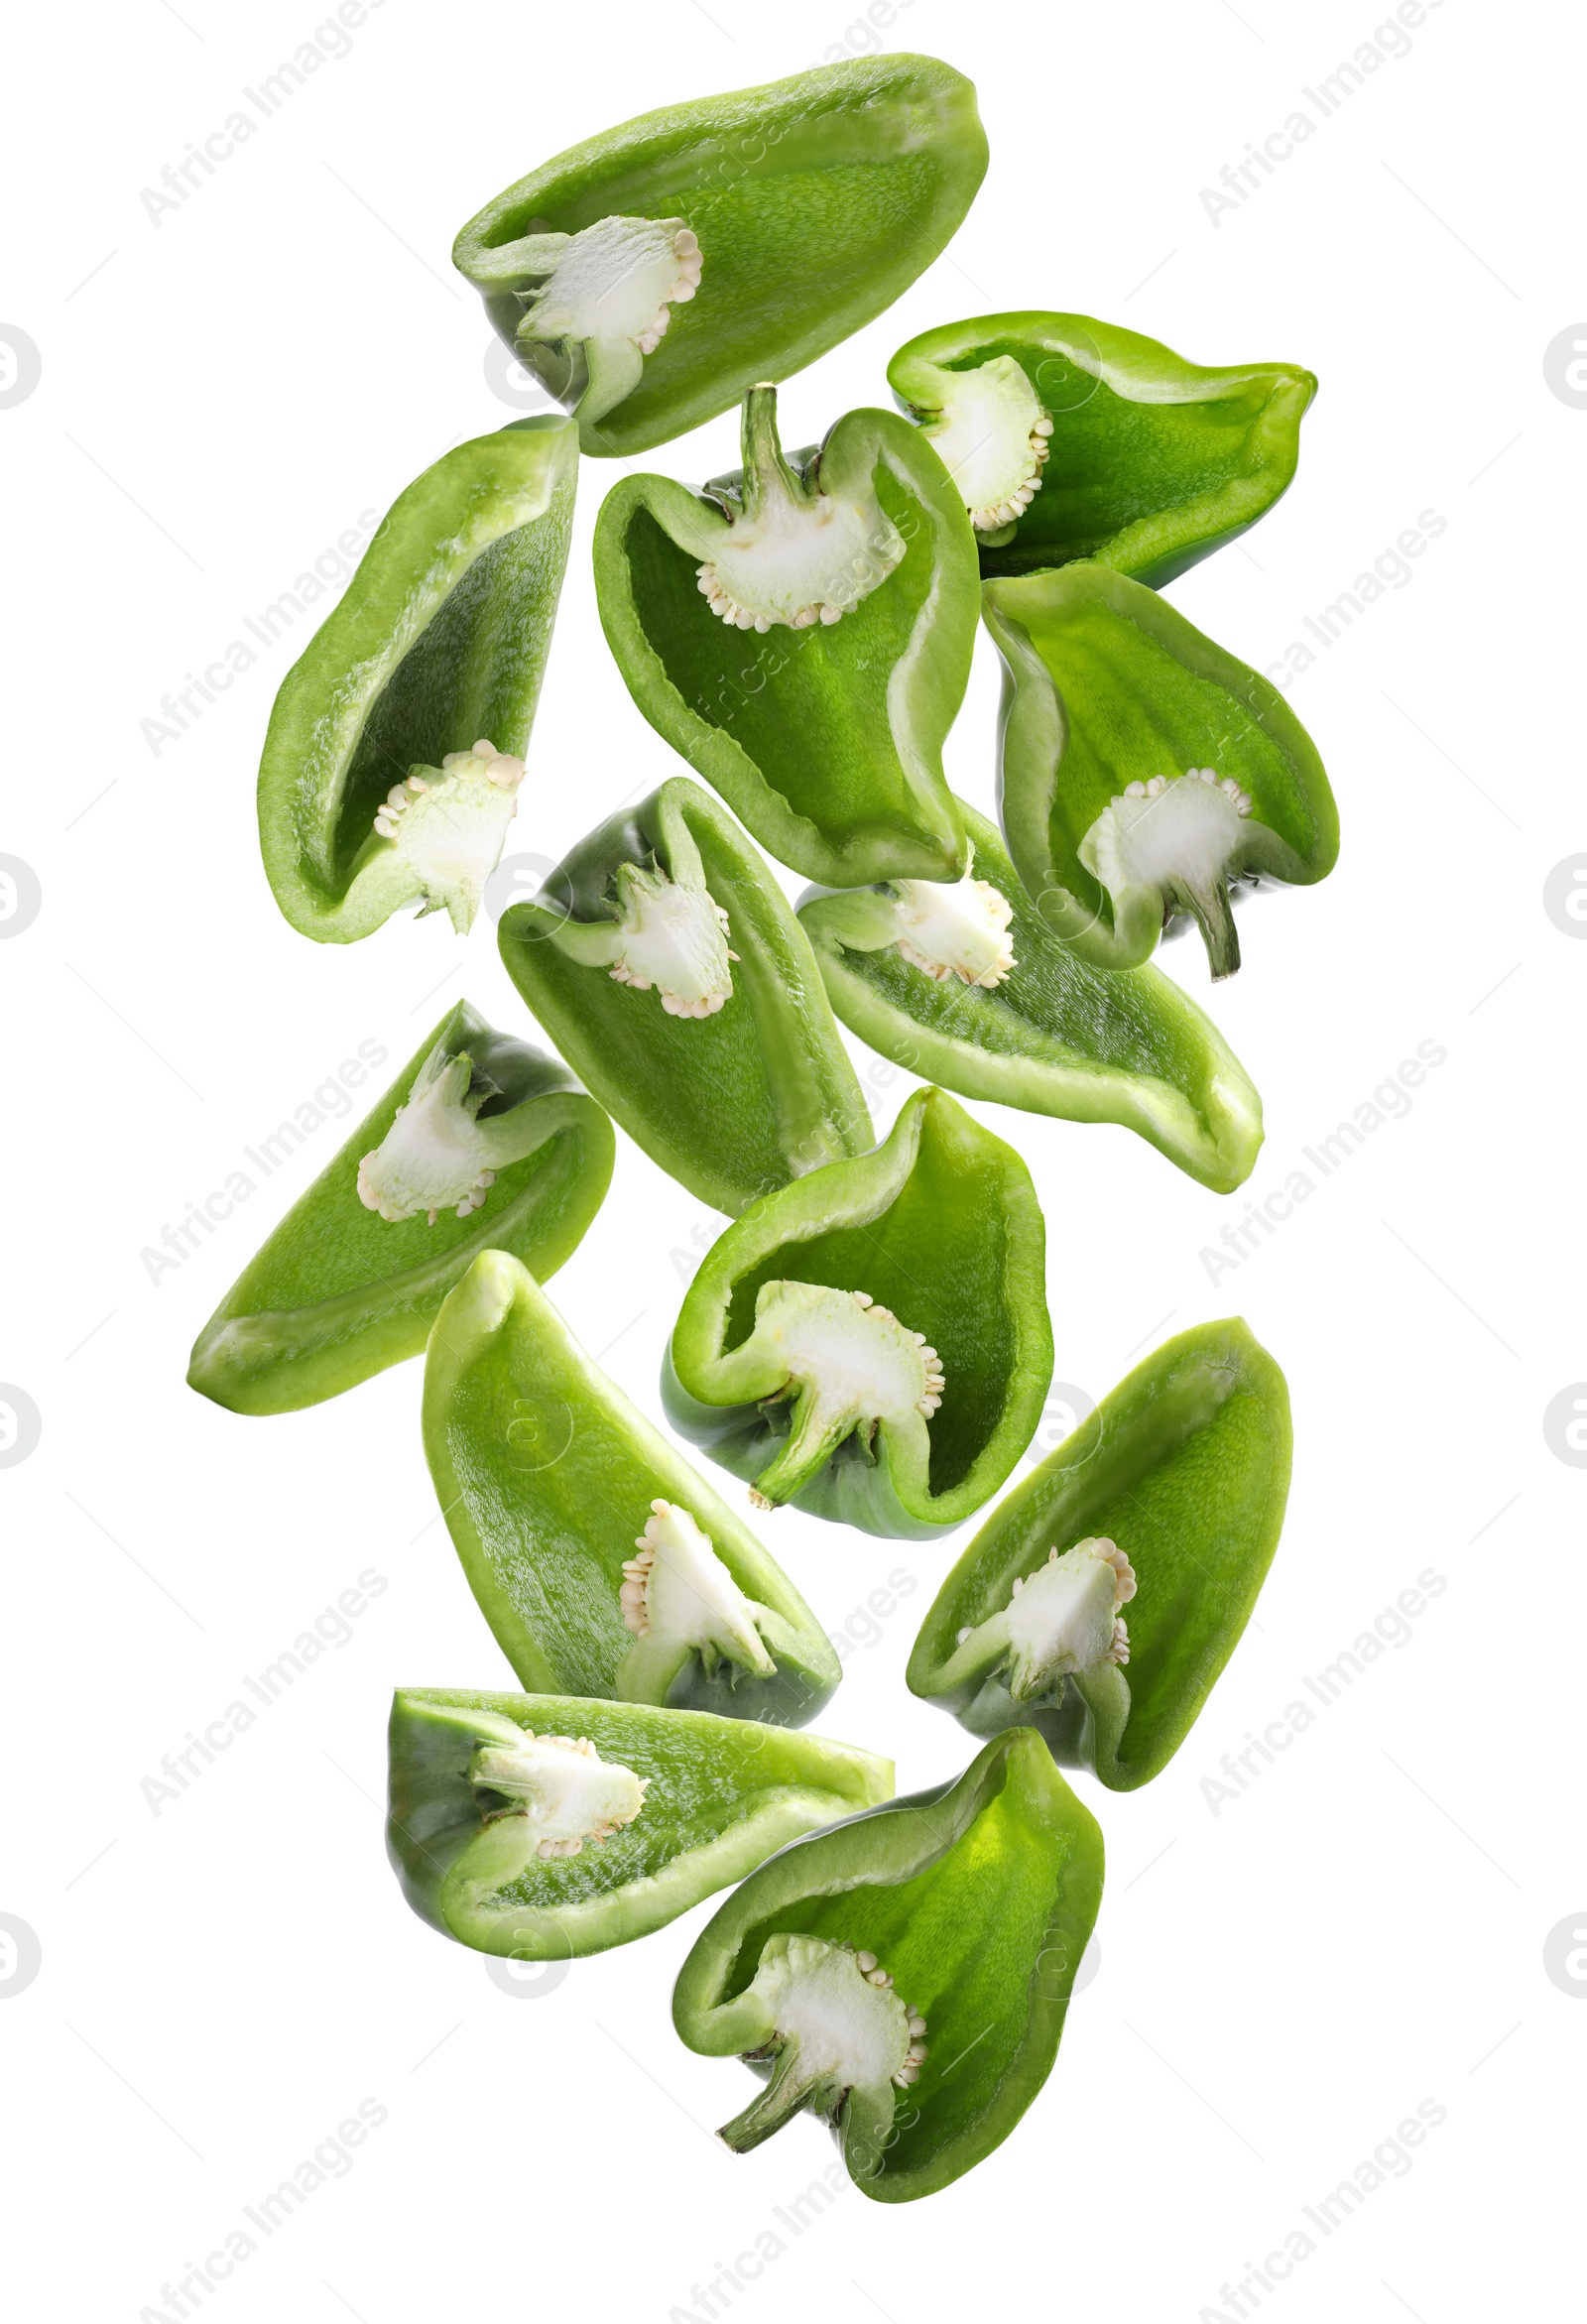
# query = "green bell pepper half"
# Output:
<box><xmin>390</xmin><ymin>1687</ymin><xmax>892</xmax><ymax>1960</ymax></box>
<box><xmin>985</xmin><ymin>562</ymin><xmax>1339</xmax><ymax>980</ymax></box>
<box><xmin>888</xmin><ymin>310</ymin><xmax>1315</xmax><ymax>584</ymax></box>
<box><xmin>593</xmin><ymin>384</ymin><xmax>980</xmax><ymax>888</ymax></box>
<box><xmin>671</xmin><ymin>1728</ymin><xmax>1103</xmax><ymax>2201</ymax></box>
<box><xmin>257</xmin><ymin>417</ymin><xmax>576</xmax><ymax>943</ymax></box>
<box><xmin>424</xmin><ymin>1250</ymin><xmax>842</xmax><ymax>1725</ymax></box>
<box><xmin>453</xmin><ymin>57</ymin><xmax>987</xmax><ymax>458</ymax></box>
<box><xmin>499</xmin><ymin>776</ymin><xmax>872</xmax><ymax>1215</ymax></box>
<box><xmin>797</xmin><ymin>799</ymin><xmax>1263</xmax><ymax>1193</ymax></box>
<box><xmin>907</xmin><ymin>1318</ymin><xmax>1291</xmax><ymax>1790</ymax></box>
<box><xmin>662</xmin><ymin>1085</ymin><xmax>1052</xmax><ymax>1540</ymax></box>
<box><xmin>186</xmin><ymin>1004</ymin><xmax>612</xmax><ymax>1415</ymax></box>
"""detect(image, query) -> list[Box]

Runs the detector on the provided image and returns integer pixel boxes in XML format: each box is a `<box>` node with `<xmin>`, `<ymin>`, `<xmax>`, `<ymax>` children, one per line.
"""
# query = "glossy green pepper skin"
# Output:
<box><xmin>499</xmin><ymin>777</ymin><xmax>872</xmax><ymax>1215</ymax></box>
<box><xmin>186</xmin><ymin>1005</ymin><xmax>612</xmax><ymax>1415</ymax></box>
<box><xmin>985</xmin><ymin>563</ymin><xmax>1339</xmax><ymax>980</ymax></box>
<box><xmin>889</xmin><ymin>311</ymin><xmax>1315</xmax><ymax>584</ymax></box>
<box><xmin>390</xmin><ymin>1688</ymin><xmax>892</xmax><ymax>1960</ymax></box>
<box><xmin>594</xmin><ymin>385</ymin><xmax>980</xmax><ymax>888</ymax></box>
<box><xmin>907</xmin><ymin>1319</ymin><xmax>1292</xmax><ymax>1789</ymax></box>
<box><xmin>425</xmin><ymin>1251</ymin><xmax>842</xmax><ymax>1725</ymax></box>
<box><xmin>258</xmin><ymin>418</ymin><xmax>577</xmax><ymax>943</ymax></box>
<box><xmin>797</xmin><ymin>800</ymin><xmax>1263</xmax><ymax>1193</ymax></box>
<box><xmin>663</xmin><ymin>1085</ymin><xmax>1052</xmax><ymax>1540</ymax></box>
<box><xmin>672</xmin><ymin>1729</ymin><xmax>1102</xmax><ymax>2200</ymax></box>
<box><xmin>454</xmin><ymin>58</ymin><xmax>988</xmax><ymax>458</ymax></box>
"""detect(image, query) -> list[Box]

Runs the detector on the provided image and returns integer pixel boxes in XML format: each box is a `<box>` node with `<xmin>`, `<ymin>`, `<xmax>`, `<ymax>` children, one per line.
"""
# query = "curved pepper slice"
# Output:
<box><xmin>797</xmin><ymin>799</ymin><xmax>1263</xmax><ymax>1193</ymax></box>
<box><xmin>889</xmin><ymin>310</ymin><xmax>1315</xmax><ymax>583</ymax></box>
<box><xmin>671</xmin><ymin>1728</ymin><xmax>1102</xmax><ymax>2200</ymax></box>
<box><xmin>984</xmin><ymin>562</ymin><xmax>1339</xmax><ymax>979</ymax></box>
<box><xmin>186</xmin><ymin>1004</ymin><xmax>612</xmax><ymax>1415</ymax></box>
<box><xmin>390</xmin><ymin>1688</ymin><xmax>892</xmax><ymax>1960</ymax></box>
<box><xmin>258</xmin><ymin>417</ymin><xmax>577</xmax><ymax>943</ymax></box>
<box><xmin>907</xmin><ymin>1318</ymin><xmax>1291</xmax><ymax>1790</ymax></box>
<box><xmin>453</xmin><ymin>57</ymin><xmax>987</xmax><ymax>458</ymax></box>
<box><xmin>662</xmin><ymin>1085</ymin><xmax>1051</xmax><ymax>1539</ymax></box>
<box><xmin>594</xmin><ymin>384</ymin><xmax>979</xmax><ymax>888</ymax></box>
<box><xmin>425</xmin><ymin>1250</ymin><xmax>842</xmax><ymax>1725</ymax></box>
<box><xmin>499</xmin><ymin>776</ymin><xmax>872</xmax><ymax>1215</ymax></box>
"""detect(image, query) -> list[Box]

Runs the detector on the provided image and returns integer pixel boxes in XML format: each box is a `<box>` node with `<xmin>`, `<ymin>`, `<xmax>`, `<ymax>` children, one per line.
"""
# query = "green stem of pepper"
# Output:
<box><xmin>739</xmin><ymin>383</ymin><xmax>810</xmax><ymax>522</ymax></box>
<box><xmin>1172</xmin><ymin>875</ymin><xmax>1241</xmax><ymax>981</ymax></box>
<box><xmin>717</xmin><ymin>2047</ymin><xmax>836</xmax><ymax>2153</ymax></box>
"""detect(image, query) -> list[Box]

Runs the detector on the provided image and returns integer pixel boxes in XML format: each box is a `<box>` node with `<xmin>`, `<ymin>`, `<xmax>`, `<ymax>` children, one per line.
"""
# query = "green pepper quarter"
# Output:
<box><xmin>425</xmin><ymin>1250</ymin><xmax>842</xmax><ymax>1725</ymax></box>
<box><xmin>889</xmin><ymin>310</ymin><xmax>1314</xmax><ymax>584</ymax></box>
<box><xmin>454</xmin><ymin>58</ymin><xmax>988</xmax><ymax>457</ymax></box>
<box><xmin>390</xmin><ymin>1688</ymin><xmax>892</xmax><ymax>1960</ymax></box>
<box><xmin>797</xmin><ymin>799</ymin><xmax>1263</xmax><ymax>1192</ymax></box>
<box><xmin>662</xmin><ymin>1085</ymin><xmax>1052</xmax><ymax>1539</ymax></box>
<box><xmin>985</xmin><ymin>562</ymin><xmax>1339</xmax><ymax>979</ymax></box>
<box><xmin>907</xmin><ymin>1318</ymin><xmax>1292</xmax><ymax>1789</ymax></box>
<box><xmin>594</xmin><ymin>384</ymin><xmax>980</xmax><ymax>887</ymax></box>
<box><xmin>257</xmin><ymin>417</ymin><xmax>576</xmax><ymax>943</ymax></box>
<box><xmin>499</xmin><ymin>776</ymin><xmax>872</xmax><ymax>1215</ymax></box>
<box><xmin>672</xmin><ymin>1729</ymin><xmax>1102</xmax><ymax>2200</ymax></box>
<box><xmin>187</xmin><ymin>1004</ymin><xmax>612</xmax><ymax>1415</ymax></box>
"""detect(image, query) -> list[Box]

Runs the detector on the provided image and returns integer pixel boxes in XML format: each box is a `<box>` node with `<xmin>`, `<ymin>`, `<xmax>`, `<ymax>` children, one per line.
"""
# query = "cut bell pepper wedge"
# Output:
<box><xmin>454</xmin><ymin>56</ymin><xmax>988</xmax><ymax>457</ymax></box>
<box><xmin>186</xmin><ymin>1004</ymin><xmax>612</xmax><ymax>1415</ymax></box>
<box><xmin>663</xmin><ymin>1085</ymin><xmax>1052</xmax><ymax>1539</ymax></box>
<box><xmin>594</xmin><ymin>384</ymin><xmax>980</xmax><ymax>888</ymax></box>
<box><xmin>984</xmin><ymin>562</ymin><xmax>1339</xmax><ymax>979</ymax></box>
<box><xmin>389</xmin><ymin>1687</ymin><xmax>892</xmax><ymax>1959</ymax></box>
<box><xmin>499</xmin><ymin>776</ymin><xmax>872</xmax><ymax>1215</ymax></box>
<box><xmin>671</xmin><ymin>1728</ymin><xmax>1102</xmax><ymax>2201</ymax></box>
<box><xmin>888</xmin><ymin>309</ymin><xmax>1315</xmax><ymax>584</ymax></box>
<box><xmin>257</xmin><ymin>418</ymin><xmax>576</xmax><ymax>943</ymax></box>
<box><xmin>425</xmin><ymin>1250</ymin><xmax>843</xmax><ymax>1726</ymax></box>
<box><xmin>907</xmin><ymin>1318</ymin><xmax>1292</xmax><ymax>1789</ymax></box>
<box><xmin>797</xmin><ymin>799</ymin><xmax>1263</xmax><ymax>1193</ymax></box>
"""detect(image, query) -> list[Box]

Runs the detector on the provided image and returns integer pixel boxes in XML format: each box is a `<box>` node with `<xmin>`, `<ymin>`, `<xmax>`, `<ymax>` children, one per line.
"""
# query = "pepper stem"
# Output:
<box><xmin>738</xmin><ymin>384</ymin><xmax>809</xmax><ymax>523</ymax></box>
<box><xmin>750</xmin><ymin>1390</ymin><xmax>864</xmax><ymax>1509</ymax></box>
<box><xmin>1173</xmin><ymin>876</ymin><xmax>1242</xmax><ymax>980</ymax></box>
<box><xmin>717</xmin><ymin>2046</ymin><xmax>829</xmax><ymax>2154</ymax></box>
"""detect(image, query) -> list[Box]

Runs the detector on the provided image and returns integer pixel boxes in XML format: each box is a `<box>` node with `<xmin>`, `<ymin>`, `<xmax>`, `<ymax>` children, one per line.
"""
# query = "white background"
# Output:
<box><xmin>2</xmin><ymin>2</ymin><xmax>1578</xmax><ymax>2317</ymax></box>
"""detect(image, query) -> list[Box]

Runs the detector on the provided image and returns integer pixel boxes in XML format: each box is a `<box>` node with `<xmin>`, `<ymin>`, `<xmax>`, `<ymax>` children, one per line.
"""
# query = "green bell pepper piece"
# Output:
<box><xmin>984</xmin><ymin>562</ymin><xmax>1339</xmax><ymax>980</ymax></box>
<box><xmin>499</xmin><ymin>776</ymin><xmax>872</xmax><ymax>1215</ymax></box>
<box><xmin>662</xmin><ymin>1085</ymin><xmax>1052</xmax><ymax>1539</ymax></box>
<box><xmin>907</xmin><ymin>1318</ymin><xmax>1291</xmax><ymax>1790</ymax></box>
<box><xmin>593</xmin><ymin>384</ymin><xmax>980</xmax><ymax>887</ymax></box>
<box><xmin>389</xmin><ymin>1687</ymin><xmax>892</xmax><ymax>1960</ymax></box>
<box><xmin>453</xmin><ymin>57</ymin><xmax>988</xmax><ymax>458</ymax></box>
<box><xmin>257</xmin><ymin>417</ymin><xmax>577</xmax><ymax>943</ymax></box>
<box><xmin>797</xmin><ymin>799</ymin><xmax>1263</xmax><ymax>1193</ymax></box>
<box><xmin>424</xmin><ymin>1250</ymin><xmax>842</xmax><ymax>1725</ymax></box>
<box><xmin>671</xmin><ymin>1728</ymin><xmax>1102</xmax><ymax>2200</ymax></box>
<box><xmin>888</xmin><ymin>310</ymin><xmax>1315</xmax><ymax>584</ymax></box>
<box><xmin>186</xmin><ymin>1004</ymin><xmax>612</xmax><ymax>1415</ymax></box>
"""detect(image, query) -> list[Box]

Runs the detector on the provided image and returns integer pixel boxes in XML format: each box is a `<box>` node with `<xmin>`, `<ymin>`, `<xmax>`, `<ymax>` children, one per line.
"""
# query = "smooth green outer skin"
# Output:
<box><xmin>186</xmin><ymin>1005</ymin><xmax>613</xmax><ymax>1415</ymax></box>
<box><xmin>424</xmin><ymin>1251</ymin><xmax>842</xmax><ymax>1725</ymax></box>
<box><xmin>907</xmin><ymin>1319</ymin><xmax>1292</xmax><ymax>1790</ymax></box>
<box><xmin>257</xmin><ymin>418</ymin><xmax>577</xmax><ymax>941</ymax></box>
<box><xmin>888</xmin><ymin>311</ymin><xmax>1315</xmax><ymax>585</ymax></box>
<box><xmin>672</xmin><ymin>1728</ymin><xmax>1103</xmax><ymax>2202</ymax></box>
<box><xmin>500</xmin><ymin>777</ymin><xmax>872</xmax><ymax>1215</ymax></box>
<box><xmin>797</xmin><ymin>800</ymin><xmax>1263</xmax><ymax>1194</ymax></box>
<box><xmin>662</xmin><ymin>1086</ymin><xmax>1052</xmax><ymax>1539</ymax></box>
<box><xmin>984</xmin><ymin>563</ymin><xmax>1340</xmax><ymax>970</ymax></box>
<box><xmin>453</xmin><ymin>57</ymin><xmax>987</xmax><ymax>457</ymax></box>
<box><xmin>390</xmin><ymin>1688</ymin><xmax>892</xmax><ymax>1959</ymax></box>
<box><xmin>593</xmin><ymin>407</ymin><xmax>980</xmax><ymax>887</ymax></box>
